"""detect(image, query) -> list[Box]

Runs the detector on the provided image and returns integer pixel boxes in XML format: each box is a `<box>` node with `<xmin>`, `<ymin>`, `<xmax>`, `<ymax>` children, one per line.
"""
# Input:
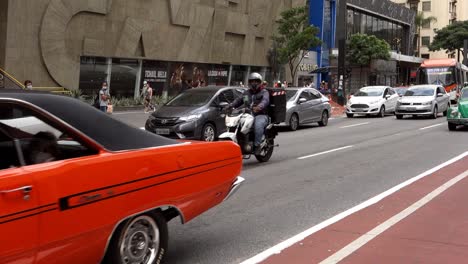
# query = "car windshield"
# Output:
<box><xmin>354</xmin><ymin>88</ymin><xmax>384</xmax><ymax>97</ymax></box>
<box><xmin>165</xmin><ymin>91</ymin><xmax>215</xmax><ymax>106</ymax></box>
<box><xmin>394</xmin><ymin>88</ymin><xmax>406</xmax><ymax>96</ymax></box>
<box><xmin>286</xmin><ymin>90</ymin><xmax>298</xmax><ymax>101</ymax></box>
<box><xmin>404</xmin><ymin>87</ymin><xmax>435</xmax><ymax>96</ymax></box>
<box><xmin>461</xmin><ymin>89</ymin><xmax>468</xmax><ymax>99</ymax></box>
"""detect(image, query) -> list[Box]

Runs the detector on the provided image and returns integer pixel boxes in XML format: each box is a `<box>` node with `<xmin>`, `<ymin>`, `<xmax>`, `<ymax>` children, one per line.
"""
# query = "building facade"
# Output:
<box><xmin>391</xmin><ymin>0</ymin><xmax>468</xmax><ymax>60</ymax></box>
<box><xmin>310</xmin><ymin>0</ymin><xmax>420</xmax><ymax>94</ymax></box>
<box><xmin>0</xmin><ymin>0</ymin><xmax>305</xmax><ymax>96</ymax></box>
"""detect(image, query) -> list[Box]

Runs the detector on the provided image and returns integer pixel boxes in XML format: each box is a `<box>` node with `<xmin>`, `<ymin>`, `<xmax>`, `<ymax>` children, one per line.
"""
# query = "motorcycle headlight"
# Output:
<box><xmin>179</xmin><ymin>114</ymin><xmax>202</xmax><ymax>122</ymax></box>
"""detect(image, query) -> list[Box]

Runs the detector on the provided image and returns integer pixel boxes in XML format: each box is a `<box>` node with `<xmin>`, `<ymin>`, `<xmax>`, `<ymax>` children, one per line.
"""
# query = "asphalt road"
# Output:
<box><xmin>113</xmin><ymin>111</ymin><xmax>468</xmax><ymax>264</ymax></box>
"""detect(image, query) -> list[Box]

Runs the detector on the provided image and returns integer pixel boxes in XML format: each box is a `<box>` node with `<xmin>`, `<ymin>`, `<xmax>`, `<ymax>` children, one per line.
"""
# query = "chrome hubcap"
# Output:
<box><xmin>204</xmin><ymin>126</ymin><xmax>215</xmax><ymax>141</ymax></box>
<box><xmin>291</xmin><ymin>115</ymin><xmax>298</xmax><ymax>129</ymax></box>
<box><xmin>120</xmin><ymin>216</ymin><xmax>159</xmax><ymax>264</ymax></box>
<box><xmin>322</xmin><ymin>112</ymin><xmax>328</xmax><ymax>124</ymax></box>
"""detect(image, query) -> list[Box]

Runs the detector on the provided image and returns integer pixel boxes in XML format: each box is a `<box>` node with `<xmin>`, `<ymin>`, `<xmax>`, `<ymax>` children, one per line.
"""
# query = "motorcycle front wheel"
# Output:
<box><xmin>255</xmin><ymin>139</ymin><xmax>274</xmax><ymax>163</ymax></box>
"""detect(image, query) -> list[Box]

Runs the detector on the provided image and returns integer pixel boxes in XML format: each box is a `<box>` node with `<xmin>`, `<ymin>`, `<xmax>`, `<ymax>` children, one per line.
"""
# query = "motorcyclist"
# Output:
<box><xmin>229</xmin><ymin>72</ymin><xmax>270</xmax><ymax>155</ymax></box>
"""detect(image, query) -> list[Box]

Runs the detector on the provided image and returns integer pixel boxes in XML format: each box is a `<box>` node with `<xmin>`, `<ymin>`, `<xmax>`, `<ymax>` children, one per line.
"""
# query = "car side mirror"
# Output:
<box><xmin>437</xmin><ymin>93</ymin><xmax>444</xmax><ymax>98</ymax></box>
<box><xmin>298</xmin><ymin>98</ymin><xmax>307</xmax><ymax>104</ymax></box>
<box><xmin>385</xmin><ymin>95</ymin><xmax>391</xmax><ymax>99</ymax></box>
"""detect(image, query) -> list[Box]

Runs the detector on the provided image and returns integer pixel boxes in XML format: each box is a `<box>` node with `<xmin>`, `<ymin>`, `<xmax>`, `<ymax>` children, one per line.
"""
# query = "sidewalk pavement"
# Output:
<box><xmin>329</xmin><ymin>97</ymin><xmax>345</xmax><ymax>118</ymax></box>
<box><xmin>261</xmin><ymin>154</ymin><xmax>468</xmax><ymax>264</ymax></box>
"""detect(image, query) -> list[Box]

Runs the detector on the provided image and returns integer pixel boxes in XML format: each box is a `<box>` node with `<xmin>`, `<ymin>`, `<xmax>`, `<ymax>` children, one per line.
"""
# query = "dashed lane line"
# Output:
<box><xmin>297</xmin><ymin>146</ymin><xmax>354</xmax><ymax>160</ymax></box>
<box><xmin>419</xmin><ymin>123</ymin><xmax>444</xmax><ymax>130</ymax></box>
<box><xmin>340</xmin><ymin>122</ymin><xmax>370</xmax><ymax>129</ymax></box>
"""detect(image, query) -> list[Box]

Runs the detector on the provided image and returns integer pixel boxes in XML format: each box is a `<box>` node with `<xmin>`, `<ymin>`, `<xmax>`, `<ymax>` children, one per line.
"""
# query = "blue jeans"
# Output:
<box><xmin>254</xmin><ymin>115</ymin><xmax>268</xmax><ymax>146</ymax></box>
<box><xmin>100</xmin><ymin>105</ymin><xmax>107</xmax><ymax>112</ymax></box>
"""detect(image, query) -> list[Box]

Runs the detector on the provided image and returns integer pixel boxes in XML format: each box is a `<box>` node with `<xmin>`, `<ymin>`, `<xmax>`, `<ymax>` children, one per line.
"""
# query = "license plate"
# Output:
<box><xmin>407</xmin><ymin>107</ymin><xmax>416</xmax><ymax>111</ymax></box>
<box><xmin>156</xmin><ymin>128</ymin><xmax>170</xmax><ymax>135</ymax></box>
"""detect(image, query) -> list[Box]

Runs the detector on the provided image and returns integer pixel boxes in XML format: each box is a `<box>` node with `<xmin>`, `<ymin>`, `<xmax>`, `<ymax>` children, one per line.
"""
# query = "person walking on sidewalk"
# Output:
<box><xmin>142</xmin><ymin>81</ymin><xmax>154</xmax><ymax>113</ymax></box>
<box><xmin>99</xmin><ymin>81</ymin><xmax>110</xmax><ymax>112</ymax></box>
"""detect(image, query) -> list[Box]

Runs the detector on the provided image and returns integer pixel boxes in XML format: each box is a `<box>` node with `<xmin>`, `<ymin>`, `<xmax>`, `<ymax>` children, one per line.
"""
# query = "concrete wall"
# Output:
<box><xmin>0</xmin><ymin>0</ymin><xmax>8</xmax><ymax>68</ymax></box>
<box><xmin>3</xmin><ymin>0</ymin><xmax>304</xmax><ymax>89</ymax></box>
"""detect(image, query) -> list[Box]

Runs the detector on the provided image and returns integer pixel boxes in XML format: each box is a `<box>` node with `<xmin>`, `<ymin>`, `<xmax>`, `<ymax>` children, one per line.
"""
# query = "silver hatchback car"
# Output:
<box><xmin>395</xmin><ymin>85</ymin><xmax>450</xmax><ymax>119</ymax></box>
<box><xmin>279</xmin><ymin>88</ymin><xmax>331</xmax><ymax>131</ymax></box>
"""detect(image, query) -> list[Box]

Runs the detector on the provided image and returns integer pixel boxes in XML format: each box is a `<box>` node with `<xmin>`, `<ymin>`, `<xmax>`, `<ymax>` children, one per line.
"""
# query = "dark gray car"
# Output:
<box><xmin>145</xmin><ymin>86</ymin><xmax>243</xmax><ymax>141</ymax></box>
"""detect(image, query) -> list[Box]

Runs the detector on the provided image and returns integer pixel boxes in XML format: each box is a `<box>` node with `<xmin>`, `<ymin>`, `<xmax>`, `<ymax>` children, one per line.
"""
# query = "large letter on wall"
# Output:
<box><xmin>40</xmin><ymin>0</ymin><xmax>110</xmax><ymax>90</ymax></box>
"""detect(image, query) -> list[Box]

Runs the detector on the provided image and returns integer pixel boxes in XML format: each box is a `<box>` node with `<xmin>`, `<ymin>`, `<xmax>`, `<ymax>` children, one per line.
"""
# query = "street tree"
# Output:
<box><xmin>272</xmin><ymin>6</ymin><xmax>321</xmax><ymax>86</ymax></box>
<box><xmin>429</xmin><ymin>20</ymin><xmax>468</xmax><ymax>60</ymax></box>
<box><xmin>347</xmin><ymin>34</ymin><xmax>391</xmax><ymax>86</ymax></box>
<box><xmin>415</xmin><ymin>12</ymin><xmax>437</xmax><ymax>57</ymax></box>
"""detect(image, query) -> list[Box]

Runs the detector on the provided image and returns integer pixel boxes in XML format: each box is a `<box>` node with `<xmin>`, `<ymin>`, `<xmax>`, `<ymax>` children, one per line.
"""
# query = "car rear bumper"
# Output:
<box><xmin>396</xmin><ymin>105</ymin><xmax>433</xmax><ymax>115</ymax></box>
<box><xmin>223</xmin><ymin>176</ymin><xmax>245</xmax><ymax>201</ymax></box>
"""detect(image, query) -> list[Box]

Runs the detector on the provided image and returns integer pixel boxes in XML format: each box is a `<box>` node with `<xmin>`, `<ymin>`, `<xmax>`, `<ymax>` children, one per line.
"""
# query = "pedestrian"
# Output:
<box><xmin>99</xmin><ymin>81</ymin><xmax>110</xmax><ymax>113</ymax></box>
<box><xmin>142</xmin><ymin>81</ymin><xmax>154</xmax><ymax>113</ymax></box>
<box><xmin>24</xmin><ymin>80</ymin><xmax>33</xmax><ymax>90</ymax></box>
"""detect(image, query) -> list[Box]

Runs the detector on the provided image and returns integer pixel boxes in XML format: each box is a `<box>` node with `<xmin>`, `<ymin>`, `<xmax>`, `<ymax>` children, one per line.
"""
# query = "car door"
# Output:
<box><xmin>212</xmin><ymin>89</ymin><xmax>236</xmax><ymax>134</ymax></box>
<box><xmin>308</xmin><ymin>89</ymin><xmax>324</xmax><ymax>121</ymax></box>
<box><xmin>296</xmin><ymin>90</ymin><xmax>314</xmax><ymax>123</ymax></box>
<box><xmin>387</xmin><ymin>88</ymin><xmax>398</xmax><ymax>111</ymax></box>
<box><xmin>0</xmin><ymin>104</ymin><xmax>39</xmax><ymax>264</ymax></box>
<box><xmin>438</xmin><ymin>86</ymin><xmax>450</xmax><ymax>111</ymax></box>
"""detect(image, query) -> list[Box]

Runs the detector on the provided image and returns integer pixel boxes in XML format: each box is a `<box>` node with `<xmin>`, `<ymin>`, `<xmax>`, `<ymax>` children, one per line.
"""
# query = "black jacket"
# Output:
<box><xmin>231</xmin><ymin>88</ymin><xmax>270</xmax><ymax>115</ymax></box>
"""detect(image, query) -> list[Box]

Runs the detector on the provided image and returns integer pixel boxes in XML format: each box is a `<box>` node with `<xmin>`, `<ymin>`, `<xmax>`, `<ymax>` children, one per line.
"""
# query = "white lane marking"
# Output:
<box><xmin>340</xmin><ymin>122</ymin><xmax>370</xmax><ymax>129</ymax></box>
<box><xmin>239</xmin><ymin>151</ymin><xmax>468</xmax><ymax>264</ymax></box>
<box><xmin>419</xmin><ymin>123</ymin><xmax>444</xmax><ymax>130</ymax></box>
<box><xmin>321</xmin><ymin>169</ymin><xmax>468</xmax><ymax>264</ymax></box>
<box><xmin>140</xmin><ymin>127</ymin><xmax>145</xmax><ymax>130</ymax></box>
<box><xmin>297</xmin><ymin>146</ymin><xmax>354</xmax><ymax>160</ymax></box>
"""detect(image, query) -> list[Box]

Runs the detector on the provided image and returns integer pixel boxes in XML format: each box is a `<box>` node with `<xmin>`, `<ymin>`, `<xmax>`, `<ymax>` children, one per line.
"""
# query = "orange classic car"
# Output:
<box><xmin>0</xmin><ymin>90</ymin><xmax>244</xmax><ymax>264</ymax></box>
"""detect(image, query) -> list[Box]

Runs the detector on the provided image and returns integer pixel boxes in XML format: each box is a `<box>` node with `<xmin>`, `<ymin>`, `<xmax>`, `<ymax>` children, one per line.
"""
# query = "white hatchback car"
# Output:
<box><xmin>346</xmin><ymin>86</ymin><xmax>399</xmax><ymax>118</ymax></box>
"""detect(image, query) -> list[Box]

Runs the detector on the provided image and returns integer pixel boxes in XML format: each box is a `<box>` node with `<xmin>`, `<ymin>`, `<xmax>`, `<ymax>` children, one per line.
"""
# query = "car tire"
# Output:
<box><xmin>378</xmin><ymin>105</ymin><xmax>385</xmax><ymax>118</ymax></box>
<box><xmin>448</xmin><ymin>122</ymin><xmax>457</xmax><ymax>131</ymax></box>
<box><xmin>318</xmin><ymin>111</ymin><xmax>329</xmax><ymax>127</ymax></box>
<box><xmin>289</xmin><ymin>113</ymin><xmax>299</xmax><ymax>131</ymax></box>
<box><xmin>396</xmin><ymin>114</ymin><xmax>403</xmax><ymax>119</ymax></box>
<box><xmin>104</xmin><ymin>211</ymin><xmax>168</xmax><ymax>264</ymax></box>
<box><xmin>255</xmin><ymin>139</ymin><xmax>274</xmax><ymax>163</ymax></box>
<box><xmin>201</xmin><ymin>123</ymin><xmax>216</xmax><ymax>142</ymax></box>
<box><xmin>431</xmin><ymin>105</ymin><xmax>438</xmax><ymax>119</ymax></box>
<box><xmin>346</xmin><ymin>113</ymin><xmax>354</xmax><ymax>118</ymax></box>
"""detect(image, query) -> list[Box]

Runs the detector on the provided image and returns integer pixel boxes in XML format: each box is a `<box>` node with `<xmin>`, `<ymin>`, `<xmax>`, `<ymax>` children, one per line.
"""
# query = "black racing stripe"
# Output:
<box><xmin>59</xmin><ymin>156</ymin><xmax>239</xmax><ymax>207</ymax></box>
<box><xmin>61</xmin><ymin>161</ymin><xmax>240</xmax><ymax>211</ymax></box>
<box><xmin>0</xmin><ymin>207</ymin><xmax>58</xmax><ymax>225</ymax></box>
<box><xmin>0</xmin><ymin>203</ymin><xmax>55</xmax><ymax>220</ymax></box>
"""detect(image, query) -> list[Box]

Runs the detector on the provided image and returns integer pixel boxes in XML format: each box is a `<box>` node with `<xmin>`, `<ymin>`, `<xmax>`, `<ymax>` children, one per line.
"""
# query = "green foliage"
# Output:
<box><xmin>272</xmin><ymin>6</ymin><xmax>321</xmax><ymax>84</ymax></box>
<box><xmin>347</xmin><ymin>34</ymin><xmax>391</xmax><ymax>66</ymax></box>
<box><xmin>68</xmin><ymin>88</ymin><xmax>83</xmax><ymax>100</ymax></box>
<box><xmin>429</xmin><ymin>20</ymin><xmax>468</xmax><ymax>53</ymax></box>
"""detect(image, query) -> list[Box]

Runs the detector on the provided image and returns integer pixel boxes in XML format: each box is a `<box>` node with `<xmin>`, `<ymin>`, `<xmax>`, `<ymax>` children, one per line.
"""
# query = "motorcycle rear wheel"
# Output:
<box><xmin>255</xmin><ymin>139</ymin><xmax>274</xmax><ymax>163</ymax></box>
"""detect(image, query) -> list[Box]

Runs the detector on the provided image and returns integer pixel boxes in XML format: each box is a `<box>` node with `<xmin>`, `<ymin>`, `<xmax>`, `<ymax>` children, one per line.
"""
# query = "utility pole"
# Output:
<box><xmin>336</xmin><ymin>0</ymin><xmax>347</xmax><ymax>105</ymax></box>
<box><xmin>464</xmin><ymin>39</ymin><xmax>468</xmax><ymax>66</ymax></box>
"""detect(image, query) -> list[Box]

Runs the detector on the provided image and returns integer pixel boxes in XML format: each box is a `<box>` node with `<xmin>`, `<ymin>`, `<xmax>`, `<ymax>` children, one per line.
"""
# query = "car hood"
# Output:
<box><xmin>399</xmin><ymin>96</ymin><xmax>434</xmax><ymax>103</ymax></box>
<box><xmin>153</xmin><ymin>106</ymin><xmax>202</xmax><ymax>118</ymax></box>
<box><xmin>349</xmin><ymin>96</ymin><xmax>382</xmax><ymax>104</ymax></box>
<box><xmin>458</xmin><ymin>100</ymin><xmax>468</xmax><ymax>118</ymax></box>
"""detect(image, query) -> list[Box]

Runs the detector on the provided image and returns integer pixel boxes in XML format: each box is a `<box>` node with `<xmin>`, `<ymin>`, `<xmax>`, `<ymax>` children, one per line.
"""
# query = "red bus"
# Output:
<box><xmin>417</xmin><ymin>59</ymin><xmax>468</xmax><ymax>103</ymax></box>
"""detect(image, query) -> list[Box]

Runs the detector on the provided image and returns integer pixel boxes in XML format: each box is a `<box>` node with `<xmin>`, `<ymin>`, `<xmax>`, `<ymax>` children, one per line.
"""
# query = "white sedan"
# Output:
<box><xmin>346</xmin><ymin>86</ymin><xmax>399</xmax><ymax>118</ymax></box>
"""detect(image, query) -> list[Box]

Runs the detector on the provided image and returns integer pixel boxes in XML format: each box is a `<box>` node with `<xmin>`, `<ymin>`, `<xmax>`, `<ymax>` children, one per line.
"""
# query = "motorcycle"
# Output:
<box><xmin>218</xmin><ymin>105</ymin><xmax>278</xmax><ymax>162</ymax></box>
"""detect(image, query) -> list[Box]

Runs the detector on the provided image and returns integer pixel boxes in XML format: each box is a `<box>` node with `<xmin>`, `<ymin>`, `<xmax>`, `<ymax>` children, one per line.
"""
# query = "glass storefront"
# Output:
<box><xmin>110</xmin><ymin>58</ymin><xmax>139</xmax><ymax>98</ymax></box>
<box><xmin>79</xmin><ymin>57</ymin><xmax>268</xmax><ymax>98</ymax></box>
<box><xmin>78</xmin><ymin>57</ymin><xmax>108</xmax><ymax>95</ymax></box>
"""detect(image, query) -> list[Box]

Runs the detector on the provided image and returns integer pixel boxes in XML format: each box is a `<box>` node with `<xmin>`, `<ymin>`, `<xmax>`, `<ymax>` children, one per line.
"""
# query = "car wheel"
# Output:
<box><xmin>201</xmin><ymin>123</ymin><xmax>216</xmax><ymax>142</ymax></box>
<box><xmin>346</xmin><ymin>113</ymin><xmax>354</xmax><ymax>118</ymax></box>
<box><xmin>255</xmin><ymin>139</ymin><xmax>274</xmax><ymax>163</ymax></box>
<box><xmin>289</xmin><ymin>113</ymin><xmax>299</xmax><ymax>131</ymax></box>
<box><xmin>431</xmin><ymin>105</ymin><xmax>438</xmax><ymax>119</ymax></box>
<box><xmin>396</xmin><ymin>114</ymin><xmax>403</xmax><ymax>119</ymax></box>
<box><xmin>448</xmin><ymin>122</ymin><xmax>457</xmax><ymax>131</ymax></box>
<box><xmin>318</xmin><ymin>111</ymin><xmax>329</xmax><ymax>127</ymax></box>
<box><xmin>104</xmin><ymin>212</ymin><xmax>168</xmax><ymax>264</ymax></box>
<box><xmin>378</xmin><ymin>105</ymin><xmax>385</xmax><ymax>118</ymax></box>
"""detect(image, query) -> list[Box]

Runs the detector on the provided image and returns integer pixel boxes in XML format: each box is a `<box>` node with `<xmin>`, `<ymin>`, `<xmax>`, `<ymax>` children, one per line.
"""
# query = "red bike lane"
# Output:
<box><xmin>260</xmin><ymin>154</ymin><xmax>468</xmax><ymax>264</ymax></box>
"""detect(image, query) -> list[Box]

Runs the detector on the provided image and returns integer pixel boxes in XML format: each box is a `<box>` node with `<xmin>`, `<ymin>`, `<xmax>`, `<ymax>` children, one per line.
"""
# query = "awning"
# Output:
<box><xmin>309</xmin><ymin>66</ymin><xmax>337</xmax><ymax>74</ymax></box>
